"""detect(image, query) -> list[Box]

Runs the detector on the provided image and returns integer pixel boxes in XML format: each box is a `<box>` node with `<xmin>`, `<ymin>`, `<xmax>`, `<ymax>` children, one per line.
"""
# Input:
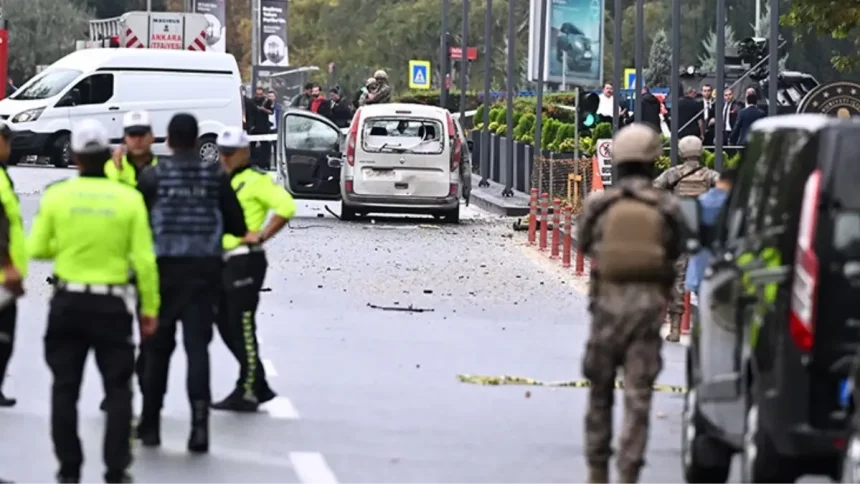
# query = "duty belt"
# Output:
<box><xmin>54</xmin><ymin>279</ymin><xmax>133</xmax><ymax>298</ymax></box>
<box><xmin>223</xmin><ymin>244</ymin><xmax>264</xmax><ymax>261</ymax></box>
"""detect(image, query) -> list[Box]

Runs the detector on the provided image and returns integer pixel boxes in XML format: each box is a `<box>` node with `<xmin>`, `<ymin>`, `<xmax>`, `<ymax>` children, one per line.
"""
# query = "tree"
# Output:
<box><xmin>697</xmin><ymin>24</ymin><xmax>739</xmax><ymax>73</ymax></box>
<box><xmin>645</xmin><ymin>29</ymin><xmax>670</xmax><ymax>87</ymax></box>
<box><xmin>784</xmin><ymin>0</ymin><xmax>860</xmax><ymax>71</ymax></box>
<box><xmin>5</xmin><ymin>0</ymin><xmax>92</xmax><ymax>82</ymax></box>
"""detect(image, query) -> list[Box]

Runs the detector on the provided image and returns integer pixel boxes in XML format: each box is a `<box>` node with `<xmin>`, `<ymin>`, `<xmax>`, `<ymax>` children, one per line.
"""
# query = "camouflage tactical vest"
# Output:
<box><xmin>673</xmin><ymin>165</ymin><xmax>711</xmax><ymax>197</ymax></box>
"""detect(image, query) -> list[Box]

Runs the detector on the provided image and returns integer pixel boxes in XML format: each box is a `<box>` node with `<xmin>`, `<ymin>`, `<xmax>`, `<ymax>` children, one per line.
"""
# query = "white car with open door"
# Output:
<box><xmin>276</xmin><ymin>108</ymin><xmax>345</xmax><ymax>202</ymax></box>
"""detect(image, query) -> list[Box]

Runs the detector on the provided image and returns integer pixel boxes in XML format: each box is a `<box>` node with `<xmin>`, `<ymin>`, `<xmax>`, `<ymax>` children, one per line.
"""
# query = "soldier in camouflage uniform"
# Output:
<box><xmin>364</xmin><ymin>70</ymin><xmax>392</xmax><ymax>105</ymax></box>
<box><xmin>652</xmin><ymin>135</ymin><xmax>719</xmax><ymax>341</ymax></box>
<box><xmin>358</xmin><ymin>78</ymin><xmax>378</xmax><ymax>107</ymax></box>
<box><xmin>578</xmin><ymin>124</ymin><xmax>685</xmax><ymax>483</ymax></box>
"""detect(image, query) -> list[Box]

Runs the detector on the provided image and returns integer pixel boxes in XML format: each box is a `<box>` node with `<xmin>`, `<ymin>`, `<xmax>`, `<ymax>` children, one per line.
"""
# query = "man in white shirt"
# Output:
<box><xmin>596</xmin><ymin>83</ymin><xmax>624</xmax><ymax>124</ymax></box>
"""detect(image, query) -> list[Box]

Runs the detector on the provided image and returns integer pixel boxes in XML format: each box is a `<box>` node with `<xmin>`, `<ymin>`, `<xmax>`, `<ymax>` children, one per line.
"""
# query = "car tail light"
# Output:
<box><xmin>346</xmin><ymin>109</ymin><xmax>361</xmax><ymax>167</ymax></box>
<box><xmin>789</xmin><ymin>169</ymin><xmax>821</xmax><ymax>352</ymax></box>
<box><xmin>344</xmin><ymin>180</ymin><xmax>354</xmax><ymax>193</ymax></box>
<box><xmin>449</xmin><ymin>183</ymin><xmax>458</xmax><ymax>195</ymax></box>
<box><xmin>109</xmin><ymin>35</ymin><xmax>120</xmax><ymax>48</ymax></box>
<box><xmin>446</xmin><ymin>113</ymin><xmax>460</xmax><ymax>172</ymax></box>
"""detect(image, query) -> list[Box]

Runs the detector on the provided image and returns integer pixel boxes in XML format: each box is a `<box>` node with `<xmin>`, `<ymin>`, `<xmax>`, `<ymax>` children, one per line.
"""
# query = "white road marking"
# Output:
<box><xmin>289</xmin><ymin>452</ymin><xmax>339</xmax><ymax>484</ymax></box>
<box><xmin>154</xmin><ymin>442</ymin><xmax>294</xmax><ymax>468</ymax></box>
<box><xmin>262</xmin><ymin>358</ymin><xmax>278</xmax><ymax>376</ymax></box>
<box><xmin>261</xmin><ymin>396</ymin><xmax>300</xmax><ymax>419</ymax></box>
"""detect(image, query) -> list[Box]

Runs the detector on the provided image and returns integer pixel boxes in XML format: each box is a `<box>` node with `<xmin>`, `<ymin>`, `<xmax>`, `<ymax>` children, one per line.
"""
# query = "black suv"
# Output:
<box><xmin>679</xmin><ymin>114</ymin><xmax>860</xmax><ymax>483</ymax></box>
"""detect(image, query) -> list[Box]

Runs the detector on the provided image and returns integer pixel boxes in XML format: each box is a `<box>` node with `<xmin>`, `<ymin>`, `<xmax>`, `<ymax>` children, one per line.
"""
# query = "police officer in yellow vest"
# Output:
<box><xmin>0</xmin><ymin>122</ymin><xmax>26</xmax><ymax>408</ymax></box>
<box><xmin>100</xmin><ymin>110</ymin><xmax>158</xmax><ymax>412</ymax></box>
<box><xmin>28</xmin><ymin>119</ymin><xmax>159</xmax><ymax>484</ymax></box>
<box><xmin>211</xmin><ymin>126</ymin><xmax>296</xmax><ymax>412</ymax></box>
<box><xmin>104</xmin><ymin>110</ymin><xmax>158</xmax><ymax>186</ymax></box>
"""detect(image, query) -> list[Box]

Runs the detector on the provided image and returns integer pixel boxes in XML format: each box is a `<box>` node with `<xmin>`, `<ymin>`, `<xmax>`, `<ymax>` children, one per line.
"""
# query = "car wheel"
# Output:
<box><xmin>843</xmin><ymin>432</ymin><xmax>860</xmax><ymax>483</ymax></box>
<box><xmin>442</xmin><ymin>207</ymin><xmax>460</xmax><ymax>224</ymax></box>
<box><xmin>198</xmin><ymin>136</ymin><xmax>219</xmax><ymax>164</ymax></box>
<box><xmin>681</xmin><ymin>388</ymin><xmax>731</xmax><ymax>483</ymax></box>
<box><xmin>340</xmin><ymin>207</ymin><xmax>358</xmax><ymax>221</ymax></box>
<box><xmin>742</xmin><ymin>400</ymin><xmax>796</xmax><ymax>482</ymax></box>
<box><xmin>50</xmin><ymin>134</ymin><xmax>72</xmax><ymax>168</ymax></box>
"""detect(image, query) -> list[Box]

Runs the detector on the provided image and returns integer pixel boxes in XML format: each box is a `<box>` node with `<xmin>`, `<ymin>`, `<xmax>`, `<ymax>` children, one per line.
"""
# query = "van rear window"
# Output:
<box><xmin>361</xmin><ymin>118</ymin><xmax>444</xmax><ymax>155</ymax></box>
<box><xmin>835</xmin><ymin>212</ymin><xmax>860</xmax><ymax>258</ymax></box>
<box><xmin>835</xmin><ymin>135</ymin><xmax>860</xmax><ymax>209</ymax></box>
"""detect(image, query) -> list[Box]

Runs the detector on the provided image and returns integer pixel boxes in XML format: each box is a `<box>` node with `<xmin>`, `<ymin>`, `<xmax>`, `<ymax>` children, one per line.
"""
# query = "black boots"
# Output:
<box><xmin>103</xmin><ymin>471</ymin><xmax>132</xmax><ymax>483</ymax></box>
<box><xmin>135</xmin><ymin>410</ymin><xmax>161</xmax><ymax>448</ymax></box>
<box><xmin>187</xmin><ymin>400</ymin><xmax>209</xmax><ymax>454</ymax></box>
<box><xmin>211</xmin><ymin>383</ymin><xmax>276</xmax><ymax>412</ymax></box>
<box><xmin>0</xmin><ymin>391</ymin><xmax>15</xmax><ymax>407</ymax></box>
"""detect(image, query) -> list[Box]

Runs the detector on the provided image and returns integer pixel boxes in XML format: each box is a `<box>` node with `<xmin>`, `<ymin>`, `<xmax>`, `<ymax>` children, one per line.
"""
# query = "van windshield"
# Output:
<box><xmin>362</xmin><ymin>118</ymin><xmax>444</xmax><ymax>155</ymax></box>
<box><xmin>835</xmin><ymin>135</ymin><xmax>860</xmax><ymax>209</ymax></box>
<box><xmin>11</xmin><ymin>69</ymin><xmax>82</xmax><ymax>101</ymax></box>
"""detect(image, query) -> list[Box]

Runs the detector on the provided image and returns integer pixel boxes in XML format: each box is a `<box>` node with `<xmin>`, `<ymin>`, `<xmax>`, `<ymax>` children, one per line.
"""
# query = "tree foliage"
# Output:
<box><xmin>784</xmin><ymin>0</ymin><xmax>860</xmax><ymax>71</ymax></box>
<box><xmin>645</xmin><ymin>29</ymin><xmax>670</xmax><ymax>87</ymax></box>
<box><xmin>697</xmin><ymin>24</ymin><xmax>739</xmax><ymax>73</ymax></box>
<box><xmin>6</xmin><ymin>0</ymin><xmax>92</xmax><ymax>82</ymax></box>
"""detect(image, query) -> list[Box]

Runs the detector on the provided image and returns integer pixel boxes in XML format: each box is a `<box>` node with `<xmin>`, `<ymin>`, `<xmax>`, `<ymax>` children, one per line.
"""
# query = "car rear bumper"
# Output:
<box><xmin>343</xmin><ymin>191</ymin><xmax>459</xmax><ymax>212</ymax></box>
<box><xmin>10</xmin><ymin>129</ymin><xmax>52</xmax><ymax>156</ymax></box>
<box><xmin>774</xmin><ymin>423</ymin><xmax>847</xmax><ymax>458</ymax></box>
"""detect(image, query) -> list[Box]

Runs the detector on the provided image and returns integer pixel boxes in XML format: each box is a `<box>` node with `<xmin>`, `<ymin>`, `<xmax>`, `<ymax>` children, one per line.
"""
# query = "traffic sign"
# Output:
<box><xmin>409</xmin><ymin>60</ymin><xmax>431</xmax><ymax>89</ymax></box>
<box><xmin>449</xmin><ymin>47</ymin><xmax>478</xmax><ymax>61</ymax></box>
<box><xmin>623</xmin><ymin>68</ymin><xmax>637</xmax><ymax>89</ymax></box>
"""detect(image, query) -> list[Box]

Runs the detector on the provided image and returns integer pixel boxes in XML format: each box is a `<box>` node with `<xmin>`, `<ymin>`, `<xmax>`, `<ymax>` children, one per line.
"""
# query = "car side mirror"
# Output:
<box><xmin>326</xmin><ymin>155</ymin><xmax>343</xmax><ymax>168</ymax></box>
<box><xmin>679</xmin><ymin>197</ymin><xmax>703</xmax><ymax>253</ymax></box>
<box><xmin>466</xmin><ymin>139</ymin><xmax>474</xmax><ymax>151</ymax></box>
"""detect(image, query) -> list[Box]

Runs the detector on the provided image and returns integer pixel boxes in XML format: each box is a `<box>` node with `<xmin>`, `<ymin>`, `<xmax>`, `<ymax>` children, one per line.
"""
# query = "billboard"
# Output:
<box><xmin>195</xmin><ymin>0</ymin><xmax>227</xmax><ymax>53</ymax></box>
<box><xmin>259</xmin><ymin>0</ymin><xmax>289</xmax><ymax>67</ymax></box>
<box><xmin>528</xmin><ymin>0</ymin><xmax>604</xmax><ymax>86</ymax></box>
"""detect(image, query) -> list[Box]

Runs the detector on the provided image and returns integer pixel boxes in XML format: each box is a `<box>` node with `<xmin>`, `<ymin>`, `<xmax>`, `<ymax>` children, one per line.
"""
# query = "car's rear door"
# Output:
<box><xmin>352</xmin><ymin>115</ymin><xmax>450</xmax><ymax>198</ymax></box>
<box><xmin>278</xmin><ymin>110</ymin><xmax>343</xmax><ymax>200</ymax></box>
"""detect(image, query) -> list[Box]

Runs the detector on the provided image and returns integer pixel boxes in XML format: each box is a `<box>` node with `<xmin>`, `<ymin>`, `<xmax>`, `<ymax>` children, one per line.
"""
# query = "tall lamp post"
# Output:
<box><xmin>534</xmin><ymin>0</ymin><xmax>549</xmax><ymax>164</ymax></box>
<box><xmin>502</xmin><ymin>0</ymin><xmax>515</xmax><ymax>197</ymax></box>
<box><xmin>478</xmin><ymin>0</ymin><xmax>492</xmax><ymax>188</ymax></box>
<box><xmin>440</xmin><ymin>0</ymin><xmax>449</xmax><ymax>108</ymax></box>
<box><xmin>612</xmin><ymin>0</ymin><xmax>622</xmax><ymax>131</ymax></box>
<box><xmin>459</xmin><ymin>0</ymin><xmax>469</xmax><ymax>124</ymax></box>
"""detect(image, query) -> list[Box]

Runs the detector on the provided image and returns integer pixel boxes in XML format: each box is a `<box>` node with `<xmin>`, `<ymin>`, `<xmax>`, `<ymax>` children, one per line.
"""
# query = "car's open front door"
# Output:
<box><xmin>277</xmin><ymin>109</ymin><xmax>344</xmax><ymax>200</ymax></box>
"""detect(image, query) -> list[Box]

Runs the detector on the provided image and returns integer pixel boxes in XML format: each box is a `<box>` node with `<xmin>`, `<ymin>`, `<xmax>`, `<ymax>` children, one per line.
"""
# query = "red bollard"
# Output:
<box><xmin>562</xmin><ymin>207</ymin><xmax>572</xmax><ymax>268</ymax></box>
<box><xmin>550</xmin><ymin>199</ymin><xmax>561</xmax><ymax>259</ymax></box>
<box><xmin>538</xmin><ymin>193</ymin><xmax>549</xmax><ymax>251</ymax></box>
<box><xmin>527</xmin><ymin>188</ymin><xmax>538</xmax><ymax>245</ymax></box>
<box><xmin>574</xmin><ymin>249</ymin><xmax>585</xmax><ymax>276</ymax></box>
<box><xmin>681</xmin><ymin>291</ymin><xmax>692</xmax><ymax>334</ymax></box>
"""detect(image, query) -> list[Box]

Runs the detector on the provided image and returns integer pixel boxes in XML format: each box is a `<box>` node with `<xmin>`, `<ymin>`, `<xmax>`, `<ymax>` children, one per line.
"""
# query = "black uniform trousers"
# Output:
<box><xmin>0</xmin><ymin>302</ymin><xmax>16</xmax><ymax>390</ymax></box>
<box><xmin>45</xmin><ymin>291</ymin><xmax>133</xmax><ymax>477</ymax></box>
<box><xmin>216</xmin><ymin>251</ymin><xmax>269</xmax><ymax>398</ymax></box>
<box><xmin>143</xmin><ymin>259</ymin><xmax>219</xmax><ymax>408</ymax></box>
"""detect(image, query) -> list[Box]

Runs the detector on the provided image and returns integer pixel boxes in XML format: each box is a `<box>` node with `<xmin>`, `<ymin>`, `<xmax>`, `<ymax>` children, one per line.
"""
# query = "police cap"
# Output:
<box><xmin>217</xmin><ymin>126</ymin><xmax>249</xmax><ymax>154</ymax></box>
<box><xmin>678</xmin><ymin>135</ymin><xmax>703</xmax><ymax>159</ymax></box>
<box><xmin>71</xmin><ymin>119</ymin><xmax>110</xmax><ymax>155</ymax></box>
<box><xmin>123</xmin><ymin>110</ymin><xmax>152</xmax><ymax>135</ymax></box>
<box><xmin>611</xmin><ymin>123</ymin><xmax>662</xmax><ymax>165</ymax></box>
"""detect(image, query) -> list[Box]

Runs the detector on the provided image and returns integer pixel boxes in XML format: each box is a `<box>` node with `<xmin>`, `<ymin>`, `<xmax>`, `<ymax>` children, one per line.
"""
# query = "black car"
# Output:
<box><xmin>680</xmin><ymin>114</ymin><xmax>860</xmax><ymax>483</ymax></box>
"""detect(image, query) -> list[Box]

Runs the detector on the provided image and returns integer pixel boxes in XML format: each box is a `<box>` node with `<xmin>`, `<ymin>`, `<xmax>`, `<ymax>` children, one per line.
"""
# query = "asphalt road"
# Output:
<box><xmin>0</xmin><ymin>164</ymin><xmax>817</xmax><ymax>483</ymax></box>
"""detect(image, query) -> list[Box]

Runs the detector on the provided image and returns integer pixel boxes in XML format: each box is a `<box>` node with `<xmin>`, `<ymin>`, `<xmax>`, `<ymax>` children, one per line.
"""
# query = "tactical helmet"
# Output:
<box><xmin>678</xmin><ymin>135</ymin><xmax>703</xmax><ymax>159</ymax></box>
<box><xmin>611</xmin><ymin>123</ymin><xmax>662</xmax><ymax>164</ymax></box>
<box><xmin>366</xmin><ymin>77</ymin><xmax>377</xmax><ymax>87</ymax></box>
<box><xmin>374</xmin><ymin>70</ymin><xmax>388</xmax><ymax>80</ymax></box>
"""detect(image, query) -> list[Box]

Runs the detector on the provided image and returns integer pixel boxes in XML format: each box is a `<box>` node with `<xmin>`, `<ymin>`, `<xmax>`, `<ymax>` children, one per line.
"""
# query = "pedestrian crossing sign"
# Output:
<box><xmin>409</xmin><ymin>60</ymin><xmax>431</xmax><ymax>89</ymax></box>
<box><xmin>624</xmin><ymin>68</ymin><xmax>637</xmax><ymax>89</ymax></box>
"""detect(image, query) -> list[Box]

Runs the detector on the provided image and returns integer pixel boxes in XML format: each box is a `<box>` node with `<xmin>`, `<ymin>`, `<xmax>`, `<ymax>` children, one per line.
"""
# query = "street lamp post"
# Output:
<box><xmin>714</xmin><ymin>0</ymin><xmax>726</xmax><ymax>171</ymax></box>
<box><xmin>670</xmin><ymin>0</ymin><xmax>680</xmax><ymax>165</ymax></box>
<box><xmin>440</xmin><ymin>0</ymin><xmax>449</xmax><ymax>108</ymax></box>
<box><xmin>459</xmin><ymin>0</ymin><xmax>469</xmax><ymax>124</ymax></box>
<box><xmin>479</xmin><ymin>0</ymin><xmax>492</xmax><ymax>188</ymax></box>
<box><xmin>502</xmin><ymin>0</ymin><xmax>515</xmax><ymax>197</ymax></box>
<box><xmin>612</xmin><ymin>0</ymin><xmax>622</xmax><ymax>131</ymax></box>
<box><xmin>534</xmin><ymin>0</ymin><xmax>549</xmax><ymax>161</ymax></box>
<box><xmin>634</xmin><ymin>0</ymin><xmax>643</xmax><ymax>122</ymax></box>
<box><xmin>768</xmin><ymin>0</ymin><xmax>778</xmax><ymax>115</ymax></box>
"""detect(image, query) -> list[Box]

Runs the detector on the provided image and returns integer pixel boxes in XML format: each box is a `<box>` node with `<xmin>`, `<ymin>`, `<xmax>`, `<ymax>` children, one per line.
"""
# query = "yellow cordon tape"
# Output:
<box><xmin>456</xmin><ymin>374</ymin><xmax>687</xmax><ymax>393</ymax></box>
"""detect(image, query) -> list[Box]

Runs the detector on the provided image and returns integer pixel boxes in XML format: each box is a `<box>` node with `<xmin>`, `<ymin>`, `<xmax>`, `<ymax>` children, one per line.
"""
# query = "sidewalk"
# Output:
<box><xmin>469</xmin><ymin>175</ymin><xmax>530</xmax><ymax>217</ymax></box>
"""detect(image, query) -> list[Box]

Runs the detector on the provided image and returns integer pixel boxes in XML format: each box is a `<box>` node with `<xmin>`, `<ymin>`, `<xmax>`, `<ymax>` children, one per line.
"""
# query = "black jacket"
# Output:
<box><xmin>730</xmin><ymin>105</ymin><xmax>767</xmax><ymax>146</ymax></box>
<box><xmin>640</xmin><ymin>93</ymin><xmax>662</xmax><ymax>132</ymax></box>
<box><xmin>328</xmin><ymin>100</ymin><xmax>353</xmax><ymax>128</ymax></box>
<box><xmin>675</xmin><ymin>96</ymin><xmax>702</xmax><ymax>138</ymax></box>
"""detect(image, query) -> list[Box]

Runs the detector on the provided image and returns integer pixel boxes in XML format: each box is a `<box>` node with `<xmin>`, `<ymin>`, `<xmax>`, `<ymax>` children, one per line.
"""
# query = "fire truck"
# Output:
<box><xmin>78</xmin><ymin>11</ymin><xmax>211</xmax><ymax>51</ymax></box>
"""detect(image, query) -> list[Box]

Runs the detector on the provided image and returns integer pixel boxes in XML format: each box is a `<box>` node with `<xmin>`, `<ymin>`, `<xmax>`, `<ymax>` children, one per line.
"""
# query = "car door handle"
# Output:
<box><xmin>108</xmin><ymin>106</ymin><xmax>120</xmax><ymax>111</ymax></box>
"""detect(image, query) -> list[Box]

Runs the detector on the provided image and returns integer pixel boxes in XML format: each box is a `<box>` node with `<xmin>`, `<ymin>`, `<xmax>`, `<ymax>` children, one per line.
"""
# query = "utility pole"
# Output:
<box><xmin>478</xmin><ymin>0</ymin><xmax>492</xmax><ymax>188</ymax></box>
<box><xmin>634</xmin><ymin>0</ymin><xmax>643</xmax><ymax>122</ymax></box>
<box><xmin>440</xmin><ymin>0</ymin><xmax>449</xmax><ymax>108</ymax></box>
<box><xmin>459</xmin><ymin>0</ymin><xmax>469</xmax><ymax>124</ymax></box>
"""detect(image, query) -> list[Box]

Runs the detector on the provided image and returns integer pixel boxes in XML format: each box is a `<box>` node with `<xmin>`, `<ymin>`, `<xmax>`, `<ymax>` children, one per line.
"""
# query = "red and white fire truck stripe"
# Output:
<box><xmin>125</xmin><ymin>28</ymin><xmax>144</xmax><ymax>48</ymax></box>
<box><xmin>188</xmin><ymin>30</ymin><xmax>207</xmax><ymax>51</ymax></box>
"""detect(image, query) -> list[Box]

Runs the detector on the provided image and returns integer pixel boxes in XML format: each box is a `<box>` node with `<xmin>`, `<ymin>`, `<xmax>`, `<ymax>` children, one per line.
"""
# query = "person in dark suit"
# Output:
<box><xmin>675</xmin><ymin>86</ymin><xmax>702</xmax><ymax>138</ymax></box>
<box><xmin>719</xmin><ymin>87</ymin><xmax>742</xmax><ymax>144</ymax></box>
<box><xmin>730</xmin><ymin>92</ymin><xmax>766</xmax><ymax>146</ymax></box>
<box><xmin>700</xmin><ymin>84</ymin><xmax>715</xmax><ymax>145</ymax></box>
<box><xmin>639</xmin><ymin>86</ymin><xmax>662</xmax><ymax>132</ymax></box>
